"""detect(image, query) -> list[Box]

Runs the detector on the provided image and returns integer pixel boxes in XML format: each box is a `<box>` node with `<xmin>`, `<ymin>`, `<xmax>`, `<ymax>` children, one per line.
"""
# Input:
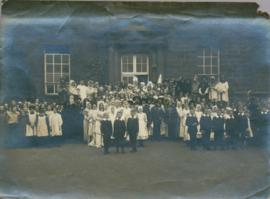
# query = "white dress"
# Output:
<box><xmin>177</xmin><ymin>107</ymin><xmax>184</xmax><ymax>138</ymax></box>
<box><xmin>83</xmin><ymin>108</ymin><xmax>91</xmax><ymax>142</ymax></box>
<box><xmin>89</xmin><ymin>110</ymin><xmax>103</xmax><ymax>148</ymax></box>
<box><xmin>36</xmin><ymin>115</ymin><xmax>49</xmax><ymax>137</ymax></box>
<box><xmin>195</xmin><ymin>111</ymin><xmax>203</xmax><ymax>138</ymax></box>
<box><xmin>215</xmin><ymin>81</ymin><xmax>229</xmax><ymax>102</ymax></box>
<box><xmin>182</xmin><ymin>109</ymin><xmax>190</xmax><ymax>141</ymax></box>
<box><xmin>25</xmin><ymin>112</ymin><xmax>37</xmax><ymax>137</ymax></box>
<box><xmin>137</xmin><ymin>112</ymin><xmax>149</xmax><ymax>140</ymax></box>
<box><xmin>49</xmin><ymin>113</ymin><xmax>63</xmax><ymax>136</ymax></box>
<box><xmin>77</xmin><ymin>85</ymin><xmax>88</xmax><ymax>101</ymax></box>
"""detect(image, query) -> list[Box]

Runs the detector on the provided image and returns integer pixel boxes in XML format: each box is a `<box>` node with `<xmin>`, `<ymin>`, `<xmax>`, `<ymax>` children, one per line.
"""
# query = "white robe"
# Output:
<box><xmin>137</xmin><ymin>112</ymin><xmax>149</xmax><ymax>140</ymax></box>
<box><xmin>215</xmin><ymin>81</ymin><xmax>229</xmax><ymax>102</ymax></box>
<box><xmin>49</xmin><ymin>113</ymin><xmax>63</xmax><ymax>136</ymax></box>
<box><xmin>83</xmin><ymin>108</ymin><xmax>91</xmax><ymax>142</ymax></box>
<box><xmin>77</xmin><ymin>85</ymin><xmax>88</xmax><ymax>101</ymax></box>
<box><xmin>89</xmin><ymin>110</ymin><xmax>103</xmax><ymax>148</ymax></box>
<box><xmin>178</xmin><ymin>109</ymin><xmax>189</xmax><ymax>141</ymax></box>
<box><xmin>36</xmin><ymin>115</ymin><xmax>49</xmax><ymax>137</ymax></box>
<box><xmin>25</xmin><ymin>112</ymin><xmax>37</xmax><ymax>137</ymax></box>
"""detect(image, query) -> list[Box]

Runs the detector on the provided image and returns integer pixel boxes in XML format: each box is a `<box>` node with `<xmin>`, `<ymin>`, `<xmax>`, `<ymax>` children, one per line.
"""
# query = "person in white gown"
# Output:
<box><xmin>25</xmin><ymin>107</ymin><xmax>37</xmax><ymax>137</ymax></box>
<box><xmin>176</xmin><ymin>100</ymin><xmax>184</xmax><ymax>139</ymax></box>
<box><xmin>36</xmin><ymin>109</ymin><xmax>49</xmax><ymax>137</ymax></box>
<box><xmin>88</xmin><ymin>104</ymin><xmax>97</xmax><ymax>144</ymax></box>
<box><xmin>49</xmin><ymin>107</ymin><xmax>63</xmax><ymax>137</ymax></box>
<box><xmin>83</xmin><ymin>102</ymin><xmax>91</xmax><ymax>142</ymax></box>
<box><xmin>77</xmin><ymin>80</ymin><xmax>88</xmax><ymax>102</ymax></box>
<box><xmin>137</xmin><ymin>106</ymin><xmax>148</xmax><ymax>147</ymax></box>
<box><xmin>89</xmin><ymin>101</ymin><xmax>105</xmax><ymax>148</ymax></box>
<box><xmin>182</xmin><ymin>104</ymin><xmax>190</xmax><ymax>141</ymax></box>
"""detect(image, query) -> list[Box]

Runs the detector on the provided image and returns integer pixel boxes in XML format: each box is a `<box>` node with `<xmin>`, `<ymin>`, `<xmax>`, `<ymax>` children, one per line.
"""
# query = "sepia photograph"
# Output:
<box><xmin>0</xmin><ymin>0</ymin><xmax>270</xmax><ymax>198</ymax></box>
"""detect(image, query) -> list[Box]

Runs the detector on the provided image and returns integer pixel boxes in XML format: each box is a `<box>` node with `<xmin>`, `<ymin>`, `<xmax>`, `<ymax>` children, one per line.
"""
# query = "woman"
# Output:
<box><xmin>83</xmin><ymin>102</ymin><xmax>91</xmax><ymax>142</ymax></box>
<box><xmin>137</xmin><ymin>106</ymin><xmax>148</xmax><ymax>147</ymax></box>
<box><xmin>89</xmin><ymin>101</ymin><xmax>106</xmax><ymax>148</ymax></box>
<box><xmin>88</xmin><ymin>104</ymin><xmax>97</xmax><ymax>144</ymax></box>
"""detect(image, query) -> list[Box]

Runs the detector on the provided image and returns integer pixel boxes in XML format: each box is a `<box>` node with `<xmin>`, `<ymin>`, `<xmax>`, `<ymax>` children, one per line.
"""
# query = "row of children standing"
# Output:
<box><xmin>0</xmin><ymin>100</ymin><xmax>63</xmax><ymax>148</ymax></box>
<box><xmin>83</xmin><ymin>101</ymin><xmax>148</xmax><ymax>154</ymax></box>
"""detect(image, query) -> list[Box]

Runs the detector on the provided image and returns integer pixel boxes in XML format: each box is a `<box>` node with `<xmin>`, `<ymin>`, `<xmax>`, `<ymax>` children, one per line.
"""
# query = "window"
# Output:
<box><xmin>121</xmin><ymin>54</ymin><xmax>149</xmax><ymax>84</ymax></box>
<box><xmin>197</xmin><ymin>49</ymin><xmax>220</xmax><ymax>79</ymax></box>
<box><xmin>44</xmin><ymin>53</ymin><xmax>70</xmax><ymax>95</ymax></box>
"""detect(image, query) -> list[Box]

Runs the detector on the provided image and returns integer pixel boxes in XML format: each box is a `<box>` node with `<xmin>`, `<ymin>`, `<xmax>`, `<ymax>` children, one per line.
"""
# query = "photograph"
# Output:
<box><xmin>0</xmin><ymin>0</ymin><xmax>270</xmax><ymax>198</ymax></box>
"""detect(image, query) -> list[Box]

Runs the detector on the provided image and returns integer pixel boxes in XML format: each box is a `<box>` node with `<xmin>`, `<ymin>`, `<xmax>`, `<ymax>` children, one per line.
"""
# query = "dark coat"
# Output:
<box><xmin>186</xmin><ymin>115</ymin><xmax>198</xmax><ymax>133</ymax></box>
<box><xmin>150</xmin><ymin>106</ymin><xmax>164</xmax><ymax>123</ymax></box>
<box><xmin>113</xmin><ymin>119</ymin><xmax>126</xmax><ymax>139</ymax></box>
<box><xmin>127</xmin><ymin>117</ymin><xmax>139</xmax><ymax>135</ymax></box>
<box><xmin>225</xmin><ymin>117</ymin><xmax>236</xmax><ymax>136</ymax></box>
<box><xmin>200</xmin><ymin>115</ymin><xmax>212</xmax><ymax>132</ymax></box>
<box><xmin>212</xmin><ymin>116</ymin><xmax>224</xmax><ymax>134</ymax></box>
<box><xmin>100</xmin><ymin>120</ymin><xmax>113</xmax><ymax>139</ymax></box>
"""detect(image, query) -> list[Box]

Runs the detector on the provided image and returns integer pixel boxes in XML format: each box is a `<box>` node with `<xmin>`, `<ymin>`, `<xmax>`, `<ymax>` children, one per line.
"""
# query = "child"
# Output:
<box><xmin>25</xmin><ymin>106</ymin><xmax>37</xmax><ymax>137</ymax></box>
<box><xmin>137</xmin><ymin>106</ymin><xmax>148</xmax><ymax>147</ymax></box>
<box><xmin>36</xmin><ymin>109</ymin><xmax>49</xmax><ymax>137</ymax></box>
<box><xmin>49</xmin><ymin>107</ymin><xmax>63</xmax><ymax>137</ymax></box>
<box><xmin>200</xmin><ymin>109</ymin><xmax>213</xmax><ymax>150</ymax></box>
<box><xmin>113</xmin><ymin>111</ymin><xmax>126</xmax><ymax>153</ymax></box>
<box><xmin>100</xmin><ymin>112</ymin><xmax>112</xmax><ymax>155</ymax></box>
<box><xmin>186</xmin><ymin>108</ymin><xmax>198</xmax><ymax>150</ymax></box>
<box><xmin>127</xmin><ymin>109</ymin><xmax>139</xmax><ymax>152</ymax></box>
<box><xmin>212</xmin><ymin>109</ymin><xmax>225</xmax><ymax>150</ymax></box>
<box><xmin>224</xmin><ymin>108</ymin><xmax>237</xmax><ymax>149</ymax></box>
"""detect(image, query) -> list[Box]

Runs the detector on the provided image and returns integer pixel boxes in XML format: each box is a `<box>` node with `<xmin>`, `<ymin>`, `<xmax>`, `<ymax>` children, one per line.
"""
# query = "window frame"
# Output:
<box><xmin>44</xmin><ymin>53</ymin><xmax>71</xmax><ymax>95</ymax></box>
<box><xmin>197</xmin><ymin>49</ymin><xmax>220</xmax><ymax>80</ymax></box>
<box><xmin>121</xmin><ymin>54</ymin><xmax>149</xmax><ymax>84</ymax></box>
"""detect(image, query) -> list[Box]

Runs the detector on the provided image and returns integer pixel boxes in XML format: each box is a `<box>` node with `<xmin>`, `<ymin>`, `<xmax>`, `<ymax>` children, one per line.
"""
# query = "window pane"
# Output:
<box><xmin>62</xmin><ymin>55</ymin><xmax>70</xmax><ymax>64</ymax></box>
<box><xmin>205</xmin><ymin>67</ymin><xmax>211</xmax><ymax>74</ymax></box>
<box><xmin>62</xmin><ymin>65</ymin><xmax>69</xmax><ymax>73</ymax></box>
<box><xmin>122</xmin><ymin>63</ymin><xmax>133</xmax><ymax>72</ymax></box>
<box><xmin>46</xmin><ymin>55</ymin><xmax>53</xmax><ymax>63</ymax></box>
<box><xmin>46</xmin><ymin>64</ymin><xmax>53</xmax><ymax>73</ymax></box>
<box><xmin>54</xmin><ymin>74</ymin><xmax>61</xmax><ymax>83</ymax></box>
<box><xmin>136</xmin><ymin>64</ymin><xmax>142</xmax><ymax>72</ymax></box>
<box><xmin>54</xmin><ymin>55</ymin><xmax>61</xmax><ymax>63</ymax></box>
<box><xmin>54</xmin><ymin>64</ymin><xmax>61</xmax><ymax>73</ymax></box>
<box><xmin>46</xmin><ymin>84</ymin><xmax>55</xmax><ymax>94</ymax></box>
<box><xmin>123</xmin><ymin>76</ymin><xmax>133</xmax><ymax>84</ymax></box>
<box><xmin>205</xmin><ymin>57</ymin><xmax>211</xmax><ymax>66</ymax></box>
<box><xmin>141</xmin><ymin>63</ymin><xmax>147</xmax><ymax>72</ymax></box>
<box><xmin>46</xmin><ymin>74</ymin><xmax>54</xmax><ymax>83</ymax></box>
<box><xmin>212</xmin><ymin>67</ymin><xmax>218</xmax><ymax>75</ymax></box>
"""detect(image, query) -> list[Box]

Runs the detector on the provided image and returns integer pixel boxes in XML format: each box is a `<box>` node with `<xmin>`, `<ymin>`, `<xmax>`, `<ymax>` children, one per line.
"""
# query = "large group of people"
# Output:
<box><xmin>0</xmin><ymin>74</ymin><xmax>269</xmax><ymax>154</ymax></box>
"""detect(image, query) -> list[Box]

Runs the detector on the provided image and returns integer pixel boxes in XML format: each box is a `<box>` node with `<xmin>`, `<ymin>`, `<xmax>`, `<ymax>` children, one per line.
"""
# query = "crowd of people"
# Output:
<box><xmin>0</xmin><ymin>74</ymin><xmax>269</xmax><ymax>154</ymax></box>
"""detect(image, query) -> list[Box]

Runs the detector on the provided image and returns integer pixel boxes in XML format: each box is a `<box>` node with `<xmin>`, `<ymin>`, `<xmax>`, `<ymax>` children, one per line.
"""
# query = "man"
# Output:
<box><xmin>186</xmin><ymin>108</ymin><xmax>199</xmax><ymax>150</ymax></box>
<box><xmin>100</xmin><ymin>112</ymin><xmax>112</xmax><ymax>155</ymax></box>
<box><xmin>127</xmin><ymin>109</ymin><xmax>139</xmax><ymax>152</ymax></box>
<box><xmin>113</xmin><ymin>111</ymin><xmax>126</xmax><ymax>153</ymax></box>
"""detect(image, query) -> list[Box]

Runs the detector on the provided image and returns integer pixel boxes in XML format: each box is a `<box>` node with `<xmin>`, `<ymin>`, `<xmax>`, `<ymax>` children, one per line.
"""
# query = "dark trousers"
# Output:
<box><xmin>103</xmin><ymin>135</ymin><xmax>111</xmax><ymax>153</ymax></box>
<box><xmin>227</xmin><ymin>134</ymin><xmax>238</xmax><ymax>148</ymax></box>
<box><xmin>202</xmin><ymin>130</ymin><xmax>211</xmax><ymax>149</ymax></box>
<box><xmin>189</xmin><ymin>131</ymin><xmax>197</xmax><ymax>149</ymax></box>
<box><xmin>153</xmin><ymin>121</ymin><xmax>161</xmax><ymax>139</ymax></box>
<box><xmin>115</xmin><ymin>137</ymin><xmax>125</xmax><ymax>152</ymax></box>
<box><xmin>214</xmin><ymin>131</ymin><xmax>224</xmax><ymax>148</ymax></box>
<box><xmin>129</xmin><ymin>132</ymin><xmax>137</xmax><ymax>152</ymax></box>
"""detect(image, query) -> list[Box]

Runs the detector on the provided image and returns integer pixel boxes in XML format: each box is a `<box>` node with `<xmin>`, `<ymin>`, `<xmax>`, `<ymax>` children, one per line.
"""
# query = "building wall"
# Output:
<box><xmin>1</xmin><ymin>9</ymin><xmax>270</xmax><ymax>99</ymax></box>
